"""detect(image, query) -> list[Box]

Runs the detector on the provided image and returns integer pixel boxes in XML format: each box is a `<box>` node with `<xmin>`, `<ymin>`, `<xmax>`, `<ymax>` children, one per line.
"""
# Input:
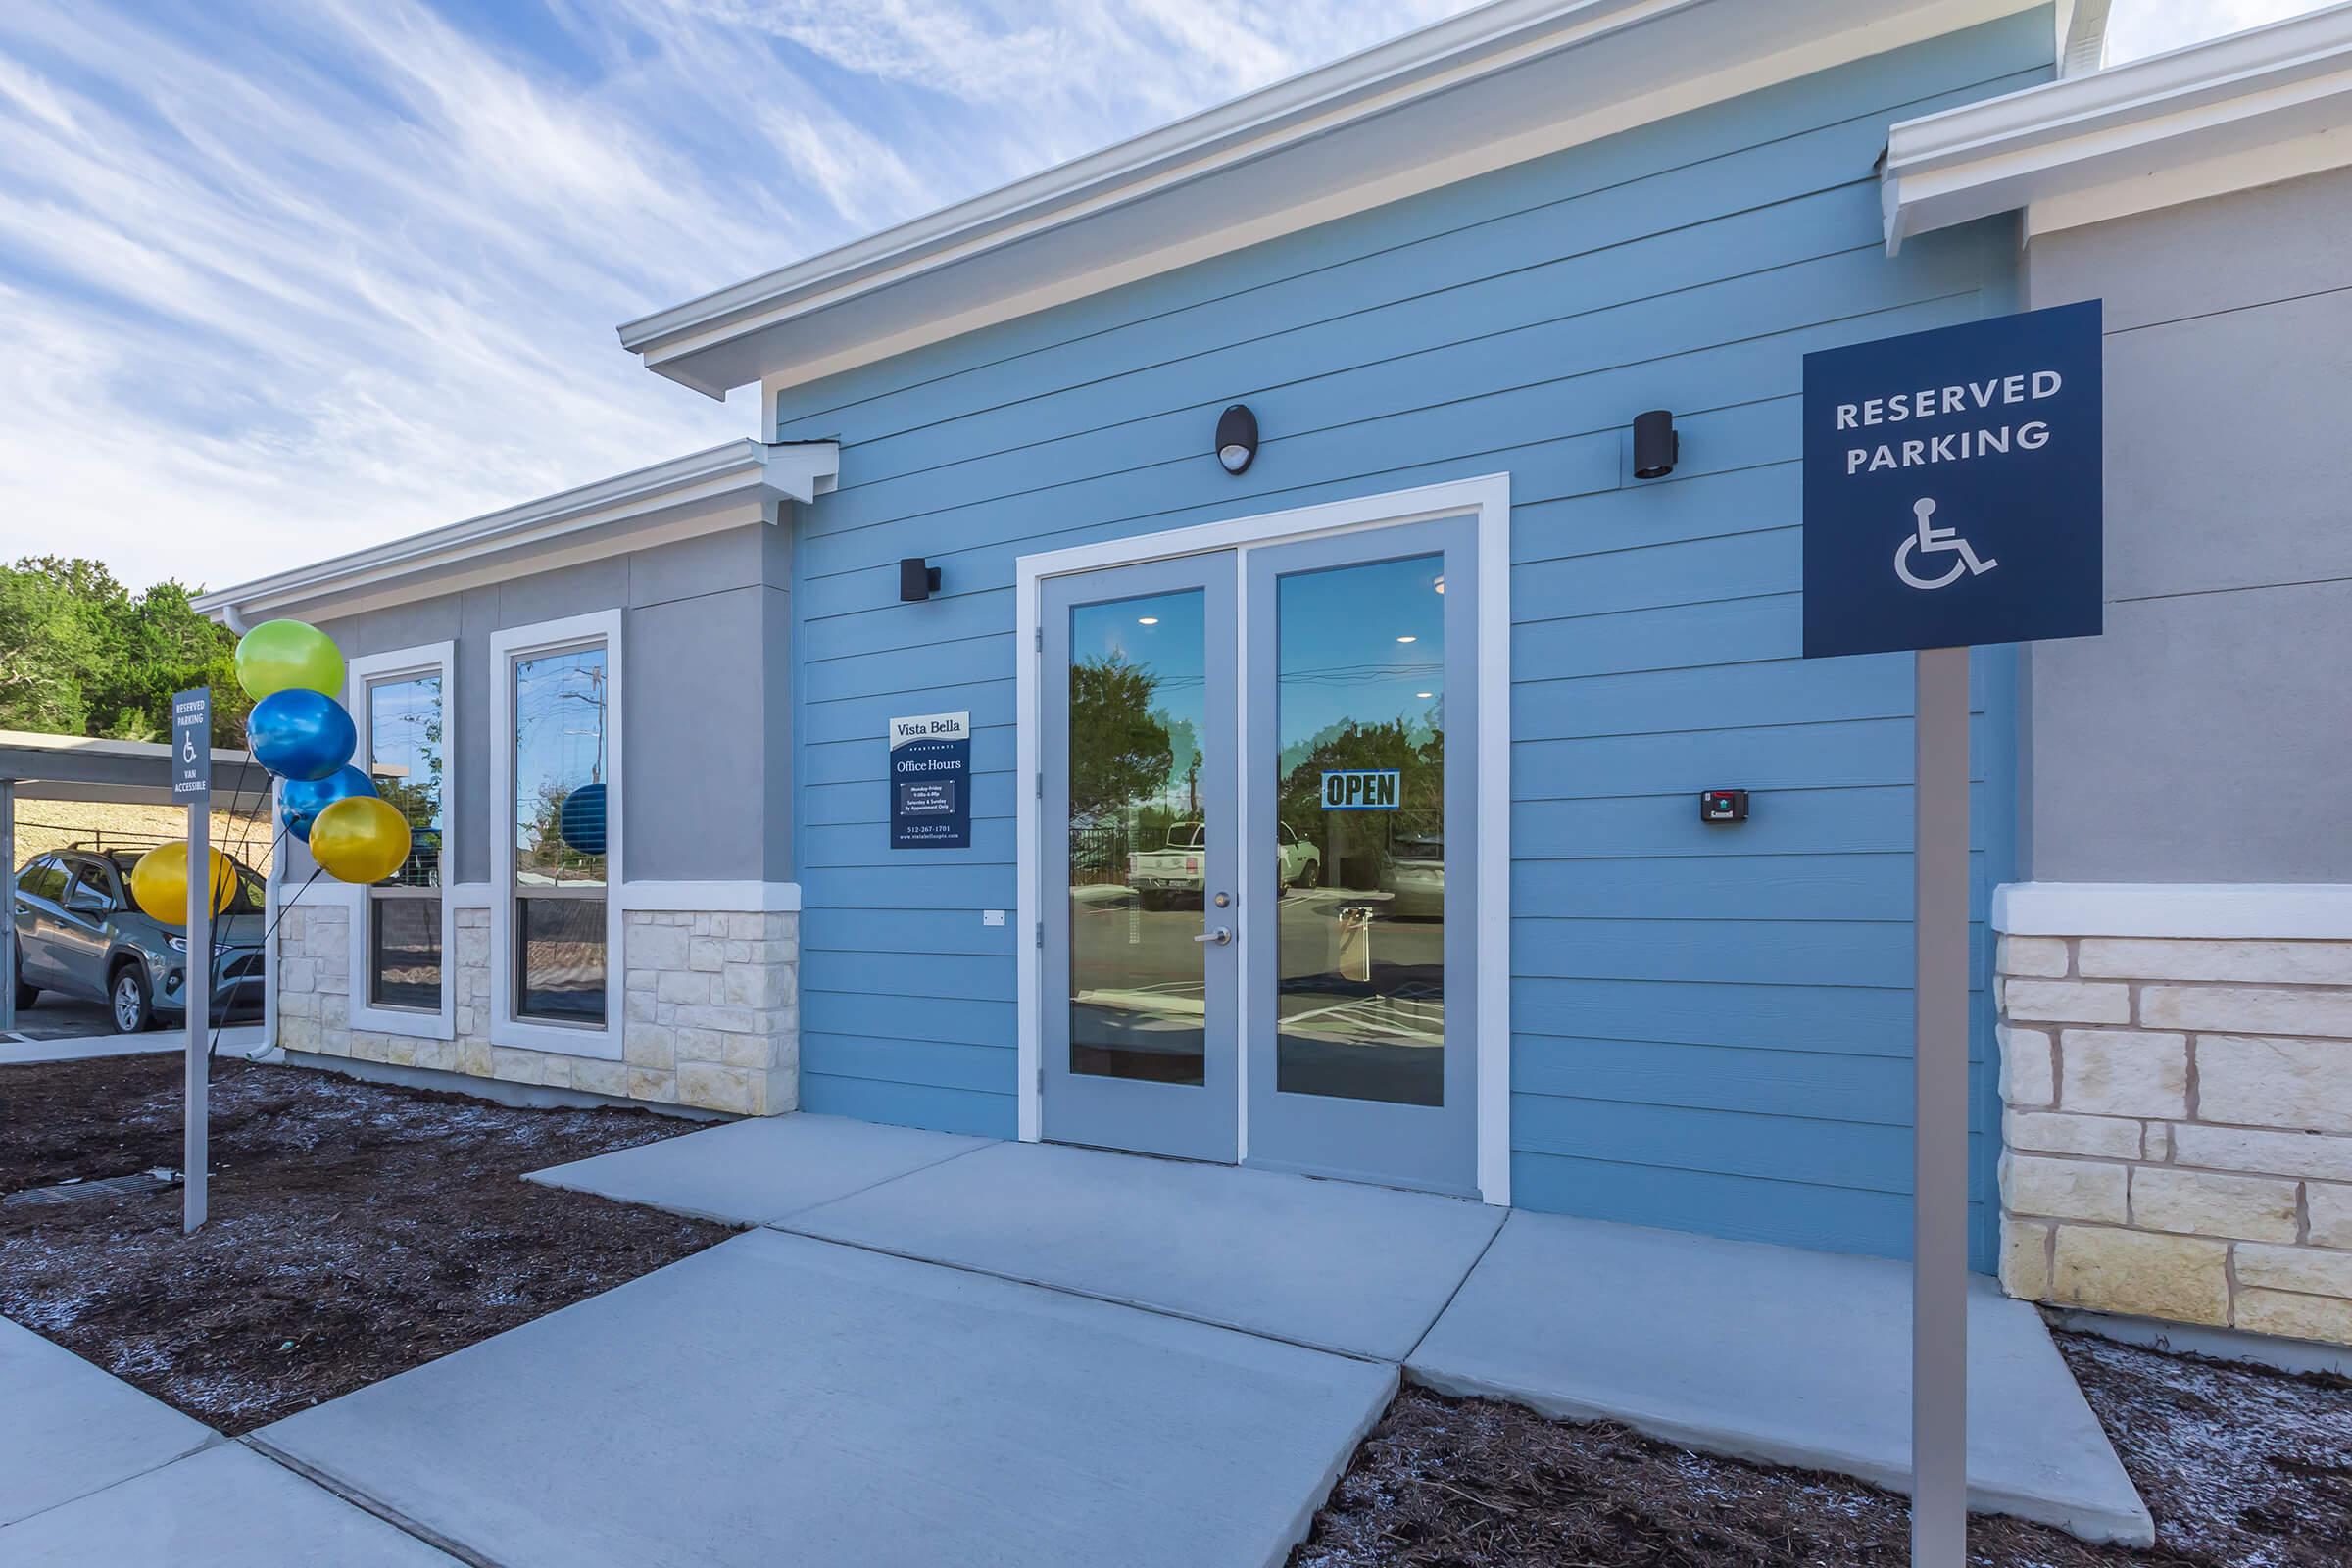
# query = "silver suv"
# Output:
<box><xmin>11</xmin><ymin>847</ymin><xmax>267</xmax><ymax>1033</ymax></box>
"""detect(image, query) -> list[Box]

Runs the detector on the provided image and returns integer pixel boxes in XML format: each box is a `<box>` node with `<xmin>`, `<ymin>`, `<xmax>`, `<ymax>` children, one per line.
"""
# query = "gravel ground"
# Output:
<box><xmin>1295</xmin><ymin>1338</ymin><xmax>2350</xmax><ymax>1568</ymax></box>
<box><xmin>0</xmin><ymin>1054</ymin><xmax>730</xmax><ymax>1434</ymax></box>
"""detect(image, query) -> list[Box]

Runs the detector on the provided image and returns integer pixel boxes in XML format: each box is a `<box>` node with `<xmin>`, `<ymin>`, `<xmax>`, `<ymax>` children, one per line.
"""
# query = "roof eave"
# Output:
<box><xmin>1884</xmin><ymin>2</ymin><xmax>2352</xmax><ymax>250</ymax></box>
<box><xmin>194</xmin><ymin>439</ymin><xmax>838</xmax><ymax>629</ymax></box>
<box><xmin>620</xmin><ymin>0</ymin><xmax>2069</xmax><ymax>399</ymax></box>
<box><xmin>613</xmin><ymin>0</ymin><xmax>1689</xmax><ymax>366</ymax></box>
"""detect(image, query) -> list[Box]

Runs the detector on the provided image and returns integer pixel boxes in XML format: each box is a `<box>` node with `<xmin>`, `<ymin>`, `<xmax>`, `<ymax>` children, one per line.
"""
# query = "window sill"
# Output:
<box><xmin>348</xmin><ymin>1003</ymin><xmax>455</xmax><ymax>1043</ymax></box>
<box><xmin>489</xmin><ymin>1014</ymin><xmax>623</xmax><ymax>1060</ymax></box>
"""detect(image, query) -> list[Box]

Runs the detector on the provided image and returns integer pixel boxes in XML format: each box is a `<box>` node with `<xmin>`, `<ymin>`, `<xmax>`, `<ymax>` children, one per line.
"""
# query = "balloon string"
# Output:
<box><xmin>210</xmin><ymin>856</ymin><xmax>318</xmax><ymax>1063</ymax></box>
<box><xmin>198</xmin><ymin>710</ymin><xmax>267</xmax><ymax>1060</ymax></box>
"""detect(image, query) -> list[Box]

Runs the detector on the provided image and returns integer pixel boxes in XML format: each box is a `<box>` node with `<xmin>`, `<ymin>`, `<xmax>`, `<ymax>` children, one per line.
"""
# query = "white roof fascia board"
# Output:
<box><xmin>0</xmin><ymin>729</ymin><xmax>256</xmax><ymax>766</ymax></box>
<box><xmin>622</xmin><ymin>0</ymin><xmax>2062</xmax><ymax>400</ymax></box>
<box><xmin>193</xmin><ymin>440</ymin><xmax>837</xmax><ymax>629</ymax></box>
<box><xmin>1884</xmin><ymin>3</ymin><xmax>2352</xmax><ymax>249</ymax></box>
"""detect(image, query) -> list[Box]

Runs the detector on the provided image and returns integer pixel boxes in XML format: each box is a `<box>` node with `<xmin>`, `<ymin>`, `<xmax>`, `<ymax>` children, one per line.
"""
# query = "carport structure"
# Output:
<box><xmin>0</xmin><ymin>728</ymin><xmax>274</xmax><ymax>1039</ymax></box>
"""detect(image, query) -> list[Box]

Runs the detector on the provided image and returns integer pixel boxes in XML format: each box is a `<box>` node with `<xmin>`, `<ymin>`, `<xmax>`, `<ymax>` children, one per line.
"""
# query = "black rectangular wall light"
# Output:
<box><xmin>1633</xmin><ymin>409</ymin><xmax>1679</xmax><ymax>479</ymax></box>
<box><xmin>900</xmin><ymin>558</ymin><xmax>942</xmax><ymax>602</ymax></box>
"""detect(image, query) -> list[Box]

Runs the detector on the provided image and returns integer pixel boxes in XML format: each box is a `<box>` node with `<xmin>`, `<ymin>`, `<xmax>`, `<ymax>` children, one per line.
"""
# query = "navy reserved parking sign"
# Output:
<box><xmin>1802</xmin><ymin>301</ymin><xmax>2103</xmax><ymax>659</ymax></box>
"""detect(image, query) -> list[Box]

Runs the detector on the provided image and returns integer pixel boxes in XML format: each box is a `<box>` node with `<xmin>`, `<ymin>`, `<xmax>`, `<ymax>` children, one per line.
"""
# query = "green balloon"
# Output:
<box><xmin>234</xmin><ymin>619</ymin><xmax>345</xmax><ymax>701</ymax></box>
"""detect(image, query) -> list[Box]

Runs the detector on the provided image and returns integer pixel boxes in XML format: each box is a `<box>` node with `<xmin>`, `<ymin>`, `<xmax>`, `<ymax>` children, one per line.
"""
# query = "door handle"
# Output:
<box><xmin>1193</xmin><ymin>927</ymin><xmax>1233</xmax><ymax>946</ymax></box>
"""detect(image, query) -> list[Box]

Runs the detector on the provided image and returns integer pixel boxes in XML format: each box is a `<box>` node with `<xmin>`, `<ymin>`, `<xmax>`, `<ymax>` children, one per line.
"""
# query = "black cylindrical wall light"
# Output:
<box><xmin>900</xmin><ymin>557</ymin><xmax>942</xmax><ymax>602</ymax></box>
<box><xmin>1215</xmin><ymin>404</ymin><xmax>1259</xmax><ymax>474</ymax></box>
<box><xmin>1632</xmin><ymin>409</ymin><xmax>1679</xmax><ymax>479</ymax></box>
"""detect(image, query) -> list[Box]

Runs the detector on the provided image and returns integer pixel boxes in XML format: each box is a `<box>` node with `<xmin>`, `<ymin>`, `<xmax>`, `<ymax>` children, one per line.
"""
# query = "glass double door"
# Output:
<box><xmin>1041</xmin><ymin>515</ymin><xmax>1478</xmax><ymax>1194</ymax></box>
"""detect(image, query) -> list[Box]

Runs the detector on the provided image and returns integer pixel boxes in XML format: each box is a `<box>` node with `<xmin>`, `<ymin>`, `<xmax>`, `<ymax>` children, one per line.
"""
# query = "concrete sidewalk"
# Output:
<box><xmin>0</xmin><ymin>1317</ymin><xmax>458</xmax><ymax>1563</ymax></box>
<box><xmin>0</xmin><ymin>1315</ymin><xmax>216</xmax><ymax>1526</ymax></box>
<box><xmin>1409</xmin><ymin>1210</ymin><xmax>2154</xmax><ymax>1544</ymax></box>
<box><xmin>257</xmin><ymin>1229</ymin><xmax>1396</xmax><ymax>1568</ymax></box>
<box><xmin>525</xmin><ymin>1110</ymin><xmax>988</xmax><ymax>1224</ymax></box>
<box><xmin>787</xmin><ymin>1138</ymin><xmax>1505</xmax><ymax>1359</ymax></box>
<box><xmin>0</xmin><ymin>1444</ymin><xmax>460</xmax><ymax>1566</ymax></box>
<box><xmin>537</xmin><ymin>1113</ymin><xmax>2152</xmax><ymax>1545</ymax></box>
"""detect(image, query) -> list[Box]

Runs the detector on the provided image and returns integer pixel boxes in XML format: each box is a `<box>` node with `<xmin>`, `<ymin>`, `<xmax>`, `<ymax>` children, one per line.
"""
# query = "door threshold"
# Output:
<box><xmin>1038</xmin><ymin>1136</ymin><xmax>1485</xmax><ymax>1203</ymax></box>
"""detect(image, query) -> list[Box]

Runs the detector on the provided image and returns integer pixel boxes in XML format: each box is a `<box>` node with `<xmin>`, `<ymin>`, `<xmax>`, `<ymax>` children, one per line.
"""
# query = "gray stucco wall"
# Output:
<box><xmin>303</xmin><ymin>519</ymin><xmax>793</xmax><ymax>887</ymax></box>
<box><xmin>2023</xmin><ymin>164</ymin><xmax>2352</xmax><ymax>882</ymax></box>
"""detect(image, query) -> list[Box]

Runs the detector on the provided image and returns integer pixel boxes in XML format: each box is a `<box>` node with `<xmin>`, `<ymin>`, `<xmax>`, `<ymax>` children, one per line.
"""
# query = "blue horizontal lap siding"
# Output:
<box><xmin>784</xmin><ymin>13</ymin><xmax>2049</xmax><ymax>1257</ymax></box>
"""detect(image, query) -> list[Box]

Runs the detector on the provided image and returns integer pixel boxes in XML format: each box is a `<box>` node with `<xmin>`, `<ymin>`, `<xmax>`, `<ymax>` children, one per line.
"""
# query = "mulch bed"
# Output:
<box><xmin>0</xmin><ymin>1054</ymin><xmax>729</xmax><ymax>1435</ymax></box>
<box><xmin>1296</xmin><ymin>1340</ymin><xmax>2351</xmax><ymax>1568</ymax></box>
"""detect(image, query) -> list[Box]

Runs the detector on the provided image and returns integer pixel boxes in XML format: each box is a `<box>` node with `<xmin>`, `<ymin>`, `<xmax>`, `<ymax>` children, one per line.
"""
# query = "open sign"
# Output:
<box><xmin>1321</xmin><ymin>769</ymin><xmax>1400</xmax><ymax>810</ymax></box>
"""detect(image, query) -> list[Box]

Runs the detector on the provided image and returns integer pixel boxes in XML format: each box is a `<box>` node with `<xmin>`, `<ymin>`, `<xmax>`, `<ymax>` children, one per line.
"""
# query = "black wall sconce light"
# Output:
<box><xmin>900</xmin><ymin>557</ymin><xmax>942</xmax><ymax>602</ymax></box>
<box><xmin>1633</xmin><ymin>409</ymin><xmax>1679</xmax><ymax>479</ymax></box>
<box><xmin>1215</xmin><ymin>404</ymin><xmax>1259</xmax><ymax>474</ymax></box>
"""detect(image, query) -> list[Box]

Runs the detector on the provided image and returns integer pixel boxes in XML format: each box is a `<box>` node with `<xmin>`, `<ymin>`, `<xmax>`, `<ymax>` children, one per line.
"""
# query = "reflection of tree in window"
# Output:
<box><xmin>511</xmin><ymin>642</ymin><xmax>609</xmax><ymax>1025</ymax></box>
<box><xmin>1068</xmin><ymin>654</ymin><xmax>1172</xmax><ymax>824</ymax></box>
<box><xmin>514</xmin><ymin>648</ymin><xmax>607</xmax><ymax>886</ymax></box>
<box><xmin>367</xmin><ymin>670</ymin><xmax>445</xmax><ymax>1010</ymax></box>
<box><xmin>1273</xmin><ymin>552</ymin><xmax>1446</xmax><ymax>1107</ymax></box>
<box><xmin>368</xmin><ymin>673</ymin><xmax>443</xmax><ymax>891</ymax></box>
<box><xmin>1277</xmin><ymin>715</ymin><xmax>1443</xmax><ymax>884</ymax></box>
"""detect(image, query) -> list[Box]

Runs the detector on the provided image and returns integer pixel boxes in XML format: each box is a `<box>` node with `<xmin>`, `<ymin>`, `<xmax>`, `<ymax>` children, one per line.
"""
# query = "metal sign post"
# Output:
<box><xmin>1910</xmin><ymin>644</ymin><xmax>1971</xmax><ymax>1564</ymax></box>
<box><xmin>172</xmin><ymin>688</ymin><xmax>213</xmax><ymax>1234</ymax></box>
<box><xmin>1</xmin><ymin>777</ymin><xmax>15</xmax><ymax>1036</ymax></box>
<box><xmin>1801</xmin><ymin>302</ymin><xmax>2103</xmax><ymax>1568</ymax></box>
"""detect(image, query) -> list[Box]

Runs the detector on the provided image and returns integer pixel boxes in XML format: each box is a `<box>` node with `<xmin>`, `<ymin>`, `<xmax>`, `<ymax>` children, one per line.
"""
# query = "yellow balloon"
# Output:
<box><xmin>129</xmin><ymin>842</ymin><xmax>235</xmax><ymax>925</ymax></box>
<box><xmin>311</xmin><ymin>796</ymin><xmax>412</xmax><ymax>885</ymax></box>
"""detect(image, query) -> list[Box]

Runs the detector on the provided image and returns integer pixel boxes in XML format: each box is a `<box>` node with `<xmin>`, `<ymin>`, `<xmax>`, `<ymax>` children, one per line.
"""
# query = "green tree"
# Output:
<box><xmin>1276</xmin><ymin>716</ymin><xmax>1445</xmax><ymax>872</ymax></box>
<box><xmin>1067</xmin><ymin>653</ymin><xmax>1172</xmax><ymax>824</ymax></box>
<box><xmin>0</xmin><ymin>557</ymin><xmax>247</xmax><ymax>744</ymax></box>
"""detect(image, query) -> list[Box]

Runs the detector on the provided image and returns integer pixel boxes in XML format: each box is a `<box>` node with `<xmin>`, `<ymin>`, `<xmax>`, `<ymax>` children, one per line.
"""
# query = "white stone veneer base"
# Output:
<box><xmin>1993</xmin><ymin>898</ymin><xmax>2352</xmax><ymax>1348</ymax></box>
<box><xmin>274</xmin><ymin>903</ymin><xmax>797</xmax><ymax>1117</ymax></box>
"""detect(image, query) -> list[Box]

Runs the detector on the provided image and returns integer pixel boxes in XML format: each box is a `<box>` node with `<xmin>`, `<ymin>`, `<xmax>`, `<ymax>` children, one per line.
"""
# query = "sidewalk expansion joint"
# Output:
<box><xmin>761</xmin><ymin>1218</ymin><xmax>1405</xmax><ymax>1368</ymax></box>
<box><xmin>239</xmin><ymin>1433</ymin><xmax>506</xmax><ymax>1568</ymax></box>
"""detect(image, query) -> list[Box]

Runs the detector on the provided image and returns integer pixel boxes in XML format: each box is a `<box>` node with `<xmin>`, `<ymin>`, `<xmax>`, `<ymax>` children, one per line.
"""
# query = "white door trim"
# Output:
<box><xmin>1014</xmin><ymin>472</ymin><xmax>1513</xmax><ymax>1206</ymax></box>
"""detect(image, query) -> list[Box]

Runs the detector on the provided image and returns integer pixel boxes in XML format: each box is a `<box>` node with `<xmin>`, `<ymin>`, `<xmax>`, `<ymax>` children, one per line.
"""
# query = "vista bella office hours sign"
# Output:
<box><xmin>889</xmin><ymin>710</ymin><xmax>971</xmax><ymax>849</ymax></box>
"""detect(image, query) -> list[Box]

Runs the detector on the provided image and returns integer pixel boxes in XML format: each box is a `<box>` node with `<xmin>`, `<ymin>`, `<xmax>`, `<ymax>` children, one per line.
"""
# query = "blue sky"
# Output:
<box><xmin>0</xmin><ymin>0</ymin><xmax>2321</xmax><ymax>592</ymax></box>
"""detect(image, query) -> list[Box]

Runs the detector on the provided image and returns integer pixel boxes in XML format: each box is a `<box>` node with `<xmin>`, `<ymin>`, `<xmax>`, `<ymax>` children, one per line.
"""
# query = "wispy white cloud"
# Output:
<box><xmin>0</xmin><ymin>0</ymin><xmax>1467</xmax><ymax>592</ymax></box>
<box><xmin>2106</xmin><ymin>0</ymin><xmax>2326</xmax><ymax>62</ymax></box>
<box><xmin>0</xmin><ymin>0</ymin><xmax>2325</xmax><ymax>593</ymax></box>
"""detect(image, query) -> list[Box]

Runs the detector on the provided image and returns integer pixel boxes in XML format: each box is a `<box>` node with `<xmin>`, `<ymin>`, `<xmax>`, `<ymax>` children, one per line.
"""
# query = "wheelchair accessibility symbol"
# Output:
<box><xmin>1894</xmin><ymin>497</ymin><xmax>1997</xmax><ymax>591</ymax></box>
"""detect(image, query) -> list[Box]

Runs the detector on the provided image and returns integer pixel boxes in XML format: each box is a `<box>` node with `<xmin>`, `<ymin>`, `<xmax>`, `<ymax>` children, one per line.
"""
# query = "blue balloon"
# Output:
<box><xmin>248</xmin><ymin>688</ymin><xmax>357</xmax><ymax>782</ymax></box>
<box><xmin>558</xmin><ymin>782</ymin><xmax>607</xmax><ymax>856</ymax></box>
<box><xmin>280</xmin><ymin>765</ymin><xmax>375</xmax><ymax>843</ymax></box>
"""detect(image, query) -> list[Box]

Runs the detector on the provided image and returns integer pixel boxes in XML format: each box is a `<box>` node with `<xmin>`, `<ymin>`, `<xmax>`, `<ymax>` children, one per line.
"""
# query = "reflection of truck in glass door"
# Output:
<box><xmin>1378</xmin><ymin>833</ymin><xmax>1444</xmax><ymax>919</ymax></box>
<box><xmin>1128</xmin><ymin>821</ymin><xmax>1321</xmax><ymax>906</ymax></box>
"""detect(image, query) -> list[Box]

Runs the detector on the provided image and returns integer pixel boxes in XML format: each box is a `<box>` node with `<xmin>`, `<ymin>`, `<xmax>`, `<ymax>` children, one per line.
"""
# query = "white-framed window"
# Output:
<box><xmin>347</xmin><ymin>642</ymin><xmax>456</xmax><ymax>1042</ymax></box>
<box><xmin>489</xmin><ymin>611</ymin><xmax>623</xmax><ymax>1056</ymax></box>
